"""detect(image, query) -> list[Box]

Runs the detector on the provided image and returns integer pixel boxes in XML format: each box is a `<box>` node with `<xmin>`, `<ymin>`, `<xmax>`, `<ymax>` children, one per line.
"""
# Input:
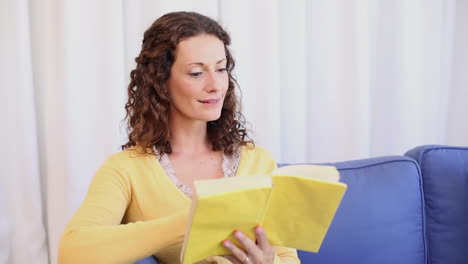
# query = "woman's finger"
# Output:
<box><xmin>233</xmin><ymin>230</ymin><xmax>263</xmax><ymax>262</ymax></box>
<box><xmin>220</xmin><ymin>254</ymin><xmax>243</xmax><ymax>264</ymax></box>
<box><xmin>254</xmin><ymin>226</ymin><xmax>271</xmax><ymax>251</ymax></box>
<box><xmin>222</xmin><ymin>240</ymin><xmax>249</xmax><ymax>263</ymax></box>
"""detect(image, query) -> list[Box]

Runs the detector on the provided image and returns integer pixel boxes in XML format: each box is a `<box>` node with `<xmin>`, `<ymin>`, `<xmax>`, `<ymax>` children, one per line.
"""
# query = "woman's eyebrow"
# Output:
<box><xmin>187</xmin><ymin>59</ymin><xmax>226</xmax><ymax>66</ymax></box>
<box><xmin>216</xmin><ymin>59</ymin><xmax>226</xmax><ymax>64</ymax></box>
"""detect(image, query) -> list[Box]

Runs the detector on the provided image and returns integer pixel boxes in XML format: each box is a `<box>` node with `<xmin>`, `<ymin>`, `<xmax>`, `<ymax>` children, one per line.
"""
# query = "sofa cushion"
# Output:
<box><xmin>295</xmin><ymin>156</ymin><xmax>426</xmax><ymax>264</ymax></box>
<box><xmin>406</xmin><ymin>145</ymin><xmax>468</xmax><ymax>264</ymax></box>
<box><xmin>133</xmin><ymin>256</ymin><xmax>158</xmax><ymax>264</ymax></box>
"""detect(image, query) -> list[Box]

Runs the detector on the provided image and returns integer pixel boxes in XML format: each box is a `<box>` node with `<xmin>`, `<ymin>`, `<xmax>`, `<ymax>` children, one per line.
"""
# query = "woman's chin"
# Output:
<box><xmin>202</xmin><ymin>112</ymin><xmax>222</xmax><ymax>122</ymax></box>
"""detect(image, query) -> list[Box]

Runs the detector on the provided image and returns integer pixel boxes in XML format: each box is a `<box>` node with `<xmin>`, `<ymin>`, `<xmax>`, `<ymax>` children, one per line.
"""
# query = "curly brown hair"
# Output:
<box><xmin>122</xmin><ymin>11</ymin><xmax>253</xmax><ymax>155</ymax></box>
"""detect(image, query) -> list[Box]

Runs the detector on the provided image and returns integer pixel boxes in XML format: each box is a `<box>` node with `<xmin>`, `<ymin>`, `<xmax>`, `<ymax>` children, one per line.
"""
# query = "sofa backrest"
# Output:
<box><xmin>136</xmin><ymin>155</ymin><xmax>429</xmax><ymax>264</ymax></box>
<box><xmin>406</xmin><ymin>145</ymin><xmax>468</xmax><ymax>264</ymax></box>
<box><xmin>297</xmin><ymin>156</ymin><xmax>427</xmax><ymax>264</ymax></box>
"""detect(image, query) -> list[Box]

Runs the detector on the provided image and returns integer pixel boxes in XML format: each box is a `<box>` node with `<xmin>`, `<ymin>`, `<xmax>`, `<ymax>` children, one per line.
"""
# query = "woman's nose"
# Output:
<box><xmin>205</xmin><ymin>71</ymin><xmax>223</xmax><ymax>92</ymax></box>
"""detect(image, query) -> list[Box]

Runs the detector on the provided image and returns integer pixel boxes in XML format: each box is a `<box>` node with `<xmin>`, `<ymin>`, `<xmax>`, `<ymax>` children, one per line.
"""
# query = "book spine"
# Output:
<box><xmin>257</xmin><ymin>186</ymin><xmax>274</xmax><ymax>226</ymax></box>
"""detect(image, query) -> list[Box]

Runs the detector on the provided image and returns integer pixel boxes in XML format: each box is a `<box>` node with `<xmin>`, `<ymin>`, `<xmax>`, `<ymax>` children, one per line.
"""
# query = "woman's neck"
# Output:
<box><xmin>169</xmin><ymin>117</ymin><xmax>211</xmax><ymax>155</ymax></box>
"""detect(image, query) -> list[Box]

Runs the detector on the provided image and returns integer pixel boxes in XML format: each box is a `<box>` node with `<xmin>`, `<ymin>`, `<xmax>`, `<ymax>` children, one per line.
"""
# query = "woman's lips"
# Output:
<box><xmin>198</xmin><ymin>99</ymin><xmax>220</xmax><ymax>104</ymax></box>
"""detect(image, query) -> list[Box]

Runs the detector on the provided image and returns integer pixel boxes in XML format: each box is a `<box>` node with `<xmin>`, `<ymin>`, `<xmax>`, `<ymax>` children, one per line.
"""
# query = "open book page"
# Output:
<box><xmin>194</xmin><ymin>174</ymin><xmax>272</xmax><ymax>196</ymax></box>
<box><xmin>273</xmin><ymin>165</ymin><xmax>341</xmax><ymax>182</ymax></box>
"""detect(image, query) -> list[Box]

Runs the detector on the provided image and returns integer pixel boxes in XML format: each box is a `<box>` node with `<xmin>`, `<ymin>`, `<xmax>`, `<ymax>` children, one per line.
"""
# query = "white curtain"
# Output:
<box><xmin>2</xmin><ymin>0</ymin><xmax>467</xmax><ymax>263</ymax></box>
<box><xmin>1</xmin><ymin>0</ymin><xmax>49</xmax><ymax>263</ymax></box>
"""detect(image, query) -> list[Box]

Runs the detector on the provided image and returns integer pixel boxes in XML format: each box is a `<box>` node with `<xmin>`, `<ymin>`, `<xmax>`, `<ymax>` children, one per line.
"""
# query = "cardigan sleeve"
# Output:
<box><xmin>272</xmin><ymin>246</ymin><xmax>301</xmax><ymax>264</ymax></box>
<box><xmin>58</xmin><ymin>156</ymin><xmax>188</xmax><ymax>264</ymax></box>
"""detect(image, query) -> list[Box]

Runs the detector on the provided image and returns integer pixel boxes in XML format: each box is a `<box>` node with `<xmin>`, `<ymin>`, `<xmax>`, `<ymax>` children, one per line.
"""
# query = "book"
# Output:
<box><xmin>180</xmin><ymin>164</ymin><xmax>347</xmax><ymax>264</ymax></box>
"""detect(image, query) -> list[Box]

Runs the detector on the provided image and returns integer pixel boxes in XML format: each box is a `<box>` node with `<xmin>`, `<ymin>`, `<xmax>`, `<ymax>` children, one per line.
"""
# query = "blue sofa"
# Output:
<box><xmin>135</xmin><ymin>145</ymin><xmax>468</xmax><ymax>264</ymax></box>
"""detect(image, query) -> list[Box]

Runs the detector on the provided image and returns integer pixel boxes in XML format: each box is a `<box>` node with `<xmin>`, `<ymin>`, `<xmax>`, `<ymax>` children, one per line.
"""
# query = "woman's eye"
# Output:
<box><xmin>188</xmin><ymin>72</ymin><xmax>203</xmax><ymax>77</ymax></box>
<box><xmin>217</xmin><ymin>68</ymin><xmax>227</xmax><ymax>73</ymax></box>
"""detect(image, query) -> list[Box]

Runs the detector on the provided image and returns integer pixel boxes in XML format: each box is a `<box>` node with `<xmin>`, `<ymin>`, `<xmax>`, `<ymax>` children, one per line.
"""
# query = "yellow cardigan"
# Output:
<box><xmin>58</xmin><ymin>146</ymin><xmax>299</xmax><ymax>264</ymax></box>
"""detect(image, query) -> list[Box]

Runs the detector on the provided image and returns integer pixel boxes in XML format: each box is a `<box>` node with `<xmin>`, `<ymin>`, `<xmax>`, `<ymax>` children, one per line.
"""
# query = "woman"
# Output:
<box><xmin>58</xmin><ymin>11</ymin><xmax>299</xmax><ymax>264</ymax></box>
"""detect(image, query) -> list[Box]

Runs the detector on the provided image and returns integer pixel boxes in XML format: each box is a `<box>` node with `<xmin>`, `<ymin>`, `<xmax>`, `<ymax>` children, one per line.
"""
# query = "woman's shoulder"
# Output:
<box><xmin>103</xmin><ymin>146</ymin><xmax>155</xmax><ymax>168</ymax></box>
<box><xmin>238</xmin><ymin>144</ymin><xmax>277</xmax><ymax>174</ymax></box>
<box><xmin>240</xmin><ymin>143</ymin><xmax>275</xmax><ymax>161</ymax></box>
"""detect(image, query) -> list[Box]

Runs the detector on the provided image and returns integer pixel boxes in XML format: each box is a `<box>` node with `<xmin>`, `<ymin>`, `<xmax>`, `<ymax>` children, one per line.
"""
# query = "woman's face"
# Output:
<box><xmin>167</xmin><ymin>34</ymin><xmax>229</xmax><ymax>124</ymax></box>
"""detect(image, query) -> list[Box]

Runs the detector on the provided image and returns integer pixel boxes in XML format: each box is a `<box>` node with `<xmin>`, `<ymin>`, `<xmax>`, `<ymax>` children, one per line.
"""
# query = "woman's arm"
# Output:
<box><xmin>58</xmin><ymin>157</ymin><xmax>187</xmax><ymax>264</ymax></box>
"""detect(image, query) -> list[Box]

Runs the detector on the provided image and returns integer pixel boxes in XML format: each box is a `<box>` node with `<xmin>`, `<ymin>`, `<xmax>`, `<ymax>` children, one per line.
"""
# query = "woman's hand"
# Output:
<box><xmin>221</xmin><ymin>226</ymin><xmax>275</xmax><ymax>264</ymax></box>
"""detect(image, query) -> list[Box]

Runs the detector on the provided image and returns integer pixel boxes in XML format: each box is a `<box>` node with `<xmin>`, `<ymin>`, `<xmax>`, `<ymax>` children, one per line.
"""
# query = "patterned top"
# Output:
<box><xmin>155</xmin><ymin>147</ymin><xmax>241</xmax><ymax>198</ymax></box>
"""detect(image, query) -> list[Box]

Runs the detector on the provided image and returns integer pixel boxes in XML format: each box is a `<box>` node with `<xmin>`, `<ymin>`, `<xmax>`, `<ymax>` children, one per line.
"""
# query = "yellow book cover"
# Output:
<box><xmin>180</xmin><ymin>165</ymin><xmax>347</xmax><ymax>264</ymax></box>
